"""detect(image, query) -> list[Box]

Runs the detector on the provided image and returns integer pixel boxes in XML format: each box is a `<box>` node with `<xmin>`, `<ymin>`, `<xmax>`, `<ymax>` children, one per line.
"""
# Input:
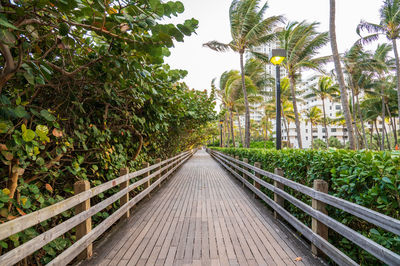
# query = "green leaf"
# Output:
<box><xmin>35</xmin><ymin>125</ymin><xmax>49</xmax><ymax>141</ymax></box>
<box><xmin>40</xmin><ymin>110</ymin><xmax>56</xmax><ymax>122</ymax></box>
<box><xmin>382</xmin><ymin>177</ymin><xmax>392</xmax><ymax>184</ymax></box>
<box><xmin>22</xmin><ymin>128</ymin><xmax>35</xmax><ymax>142</ymax></box>
<box><xmin>0</xmin><ymin>15</ymin><xmax>19</xmax><ymax>30</ymax></box>
<box><xmin>14</xmin><ymin>106</ymin><xmax>29</xmax><ymax>118</ymax></box>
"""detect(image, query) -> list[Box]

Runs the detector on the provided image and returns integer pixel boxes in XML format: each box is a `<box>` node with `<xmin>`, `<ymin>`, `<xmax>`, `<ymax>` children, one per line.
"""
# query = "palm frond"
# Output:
<box><xmin>203</xmin><ymin>41</ymin><xmax>231</xmax><ymax>52</ymax></box>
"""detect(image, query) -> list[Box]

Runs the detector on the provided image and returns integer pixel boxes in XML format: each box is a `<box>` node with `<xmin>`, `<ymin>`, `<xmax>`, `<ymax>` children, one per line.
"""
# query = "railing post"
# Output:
<box><xmin>156</xmin><ymin>158</ymin><xmax>161</xmax><ymax>188</ymax></box>
<box><xmin>273</xmin><ymin>168</ymin><xmax>284</xmax><ymax>220</ymax></box>
<box><xmin>119</xmin><ymin>167</ymin><xmax>130</xmax><ymax>220</ymax></box>
<box><xmin>142</xmin><ymin>162</ymin><xmax>150</xmax><ymax>198</ymax></box>
<box><xmin>242</xmin><ymin>158</ymin><xmax>248</xmax><ymax>187</ymax></box>
<box><xmin>312</xmin><ymin>179</ymin><xmax>329</xmax><ymax>257</ymax></box>
<box><xmin>253</xmin><ymin>162</ymin><xmax>261</xmax><ymax>199</ymax></box>
<box><xmin>74</xmin><ymin>180</ymin><xmax>92</xmax><ymax>260</ymax></box>
<box><xmin>235</xmin><ymin>156</ymin><xmax>239</xmax><ymax>175</ymax></box>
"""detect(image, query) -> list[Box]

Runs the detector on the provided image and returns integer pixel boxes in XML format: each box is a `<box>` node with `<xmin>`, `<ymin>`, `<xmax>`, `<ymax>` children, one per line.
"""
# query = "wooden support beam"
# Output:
<box><xmin>119</xmin><ymin>167</ymin><xmax>130</xmax><ymax>220</ymax></box>
<box><xmin>312</xmin><ymin>179</ymin><xmax>329</xmax><ymax>257</ymax></box>
<box><xmin>74</xmin><ymin>180</ymin><xmax>92</xmax><ymax>260</ymax></box>
<box><xmin>242</xmin><ymin>158</ymin><xmax>248</xmax><ymax>187</ymax></box>
<box><xmin>142</xmin><ymin>162</ymin><xmax>150</xmax><ymax>198</ymax></box>
<box><xmin>253</xmin><ymin>162</ymin><xmax>261</xmax><ymax>199</ymax></box>
<box><xmin>274</xmin><ymin>168</ymin><xmax>284</xmax><ymax>220</ymax></box>
<box><xmin>156</xmin><ymin>158</ymin><xmax>161</xmax><ymax>188</ymax></box>
<box><xmin>235</xmin><ymin>156</ymin><xmax>239</xmax><ymax>175</ymax></box>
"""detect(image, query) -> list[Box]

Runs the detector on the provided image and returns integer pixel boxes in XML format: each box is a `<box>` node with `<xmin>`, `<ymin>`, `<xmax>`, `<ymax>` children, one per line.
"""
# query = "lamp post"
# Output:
<box><xmin>219</xmin><ymin>119</ymin><xmax>224</xmax><ymax>147</ymax></box>
<box><xmin>269</xmin><ymin>49</ymin><xmax>286</xmax><ymax>150</ymax></box>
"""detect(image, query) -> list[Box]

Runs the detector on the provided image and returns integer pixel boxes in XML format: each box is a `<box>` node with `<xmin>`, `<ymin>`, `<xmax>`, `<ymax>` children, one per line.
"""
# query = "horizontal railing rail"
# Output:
<box><xmin>208</xmin><ymin>148</ymin><xmax>400</xmax><ymax>266</ymax></box>
<box><xmin>0</xmin><ymin>150</ymin><xmax>195</xmax><ymax>266</ymax></box>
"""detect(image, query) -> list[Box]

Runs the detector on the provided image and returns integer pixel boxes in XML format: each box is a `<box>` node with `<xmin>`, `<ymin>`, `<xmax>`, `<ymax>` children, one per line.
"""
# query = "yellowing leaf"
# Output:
<box><xmin>0</xmin><ymin>144</ymin><xmax>7</xmax><ymax>151</ymax></box>
<box><xmin>294</xmin><ymin>257</ymin><xmax>302</xmax><ymax>262</ymax></box>
<box><xmin>107</xmin><ymin>7</ymin><xmax>117</xmax><ymax>14</ymax></box>
<box><xmin>45</xmin><ymin>184</ymin><xmax>53</xmax><ymax>192</ymax></box>
<box><xmin>2</xmin><ymin>188</ymin><xmax>10</xmax><ymax>195</ymax></box>
<box><xmin>21</xmin><ymin>197</ymin><xmax>27</xmax><ymax>206</ymax></box>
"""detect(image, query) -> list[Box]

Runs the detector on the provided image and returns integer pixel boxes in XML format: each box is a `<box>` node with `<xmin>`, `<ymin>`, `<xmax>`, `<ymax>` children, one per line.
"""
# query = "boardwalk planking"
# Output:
<box><xmin>85</xmin><ymin>150</ymin><xmax>322</xmax><ymax>266</ymax></box>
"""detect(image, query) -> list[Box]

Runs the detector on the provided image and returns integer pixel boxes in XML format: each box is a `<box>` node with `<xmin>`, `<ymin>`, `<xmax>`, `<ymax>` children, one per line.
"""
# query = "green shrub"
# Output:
<box><xmin>211</xmin><ymin>147</ymin><xmax>400</xmax><ymax>265</ymax></box>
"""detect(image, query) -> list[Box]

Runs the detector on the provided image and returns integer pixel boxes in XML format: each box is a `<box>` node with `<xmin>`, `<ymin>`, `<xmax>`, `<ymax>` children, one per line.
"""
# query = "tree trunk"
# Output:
<box><xmin>230</xmin><ymin>109</ymin><xmax>236</xmax><ymax>148</ymax></box>
<box><xmin>226</xmin><ymin>114</ymin><xmax>230</xmax><ymax>147</ymax></box>
<box><xmin>282</xmin><ymin>112</ymin><xmax>291</xmax><ymax>147</ymax></box>
<box><xmin>374</xmin><ymin>120</ymin><xmax>382</xmax><ymax>149</ymax></box>
<box><xmin>386</xmin><ymin>103</ymin><xmax>398</xmax><ymax>145</ymax></box>
<box><xmin>289</xmin><ymin>76</ymin><xmax>302</xmax><ymax>149</ymax></box>
<box><xmin>311</xmin><ymin>122</ymin><xmax>314</xmax><ymax>149</ymax></box>
<box><xmin>381</xmin><ymin>87</ymin><xmax>386</xmax><ymax>151</ymax></box>
<box><xmin>392</xmin><ymin>39</ymin><xmax>400</xmax><ymax>133</ymax></box>
<box><xmin>350</xmin><ymin>87</ymin><xmax>360</xmax><ymax>149</ymax></box>
<box><xmin>356</xmin><ymin>94</ymin><xmax>368</xmax><ymax>149</ymax></box>
<box><xmin>321</xmin><ymin>97</ymin><xmax>329</xmax><ymax>148</ymax></box>
<box><xmin>236</xmin><ymin>109</ymin><xmax>244</xmax><ymax>147</ymax></box>
<box><xmin>329</xmin><ymin>0</ymin><xmax>355</xmax><ymax>150</ymax></box>
<box><xmin>239</xmin><ymin>52</ymin><xmax>251</xmax><ymax>148</ymax></box>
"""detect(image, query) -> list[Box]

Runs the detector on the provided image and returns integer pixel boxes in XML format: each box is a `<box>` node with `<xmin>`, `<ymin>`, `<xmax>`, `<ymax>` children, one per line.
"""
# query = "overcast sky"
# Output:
<box><xmin>164</xmin><ymin>0</ymin><xmax>382</xmax><ymax>92</ymax></box>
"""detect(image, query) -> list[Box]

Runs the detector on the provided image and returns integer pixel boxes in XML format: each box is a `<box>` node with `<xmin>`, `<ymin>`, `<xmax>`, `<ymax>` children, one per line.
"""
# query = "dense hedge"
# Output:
<box><xmin>212</xmin><ymin>147</ymin><xmax>400</xmax><ymax>265</ymax></box>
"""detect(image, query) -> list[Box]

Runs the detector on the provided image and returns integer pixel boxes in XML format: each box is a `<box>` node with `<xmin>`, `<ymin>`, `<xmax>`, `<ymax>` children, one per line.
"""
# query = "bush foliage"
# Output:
<box><xmin>212</xmin><ymin>147</ymin><xmax>400</xmax><ymax>265</ymax></box>
<box><xmin>0</xmin><ymin>0</ymin><xmax>215</xmax><ymax>263</ymax></box>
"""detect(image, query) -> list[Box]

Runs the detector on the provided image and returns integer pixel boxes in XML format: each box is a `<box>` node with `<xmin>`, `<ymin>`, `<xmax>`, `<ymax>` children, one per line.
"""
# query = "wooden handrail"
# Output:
<box><xmin>208</xmin><ymin>149</ymin><xmax>400</xmax><ymax>266</ymax></box>
<box><xmin>0</xmin><ymin>150</ymin><xmax>194</xmax><ymax>266</ymax></box>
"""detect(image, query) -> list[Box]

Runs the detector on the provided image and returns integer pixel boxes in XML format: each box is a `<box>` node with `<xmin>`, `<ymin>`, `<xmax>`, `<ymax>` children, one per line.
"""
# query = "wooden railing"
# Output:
<box><xmin>208</xmin><ymin>149</ymin><xmax>400</xmax><ymax>266</ymax></box>
<box><xmin>0</xmin><ymin>150</ymin><xmax>195</xmax><ymax>266</ymax></box>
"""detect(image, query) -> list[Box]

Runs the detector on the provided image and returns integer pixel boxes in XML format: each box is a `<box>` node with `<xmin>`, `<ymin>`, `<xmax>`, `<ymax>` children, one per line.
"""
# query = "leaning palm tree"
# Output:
<box><xmin>357</xmin><ymin>0</ymin><xmax>400</xmax><ymax>135</ymax></box>
<box><xmin>304</xmin><ymin>106</ymin><xmax>323</xmax><ymax>149</ymax></box>
<box><xmin>305</xmin><ymin>76</ymin><xmax>339</xmax><ymax>148</ymax></box>
<box><xmin>203</xmin><ymin>0</ymin><xmax>283</xmax><ymax>148</ymax></box>
<box><xmin>330</xmin><ymin>0</ymin><xmax>356</xmax><ymax>150</ymax></box>
<box><xmin>278</xmin><ymin>21</ymin><xmax>330</xmax><ymax>149</ymax></box>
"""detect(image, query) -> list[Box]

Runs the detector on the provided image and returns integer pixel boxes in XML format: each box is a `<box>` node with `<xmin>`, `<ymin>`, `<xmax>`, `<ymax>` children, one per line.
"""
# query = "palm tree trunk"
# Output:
<box><xmin>356</xmin><ymin>94</ymin><xmax>368</xmax><ymax>149</ymax></box>
<box><xmin>386</xmin><ymin>103</ymin><xmax>398</xmax><ymax>146</ymax></box>
<box><xmin>350</xmin><ymin>87</ymin><xmax>360</xmax><ymax>149</ymax></box>
<box><xmin>321</xmin><ymin>97</ymin><xmax>329</xmax><ymax>148</ymax></box>
<box><xmin>374</xmin><ymin>120</ymin><xmax>382</xmax><ymax>149</ymax></box>
<box><xmin>230</xmin><ymin>109</ymin><xmax>236</xmax><ymax>148</ymax></box>
<box><xmin>392</xmin><ymin>39</ymin><xmax>400</xmax><ymax>133</ymax></box>
<box><xmin>311</xmin><ymin>122</ymin><xmax>314</xmax><ymax>149</ymax></box>
<box><xmin>329</xmin><ymin>0</ymin><xmax>355</xmax><ymax>150</ymax></box>
<box><xmin>370</xmin><ymin>127</ymin><xmax>373</xmax><ymax>149</ymax></box>
<box><xmin>289</xmin><ymin>76</ymin><xmax>302</xmax><ymax>149</ymax></box>
<box><xmin>384</xmin><ymin>124</ymin><xmax>391</xmax><ymax>150</ymax></box>
<box><xmin>236</xmin><ymin>109</ymin><xmax>244</xmax><ymax>147</ymax></box>
<box><xmin>381</xmin><ymin>89</ymin><xmax>386</xmax><ymax>151</ymax></box>
<box><xmin>226</xmin><ymin>114</ymin><xmax>231</xmax><ymax>147</ymax></box>
<box><xmin>282</xmin><ymin>112</ymin><xmax>291</xmax><ymax>147</ymax></box>
<box><xmin>240</xmin><ymin>52</ymin><xmax>251</xmax><ymax>148</ymax></box>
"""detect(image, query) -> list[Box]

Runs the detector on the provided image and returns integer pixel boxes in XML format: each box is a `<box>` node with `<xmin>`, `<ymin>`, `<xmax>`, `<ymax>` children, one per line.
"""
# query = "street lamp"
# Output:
<box><xmin>219</xmin><ymin>119</ymin><xmax>224</xmax><ymax>147</ymax></box>
<box><xmin>270</xmin><ymin>48</ymin><xmax>286</xmax><ymax>150</ymax></box>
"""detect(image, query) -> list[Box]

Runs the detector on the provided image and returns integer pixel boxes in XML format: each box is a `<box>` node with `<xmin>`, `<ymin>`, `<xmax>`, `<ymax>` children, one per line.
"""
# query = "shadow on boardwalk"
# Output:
<box><xmin>84</xmin><ymin>149</ymin><xmax>322</xmax><ymax>266</ymax></box>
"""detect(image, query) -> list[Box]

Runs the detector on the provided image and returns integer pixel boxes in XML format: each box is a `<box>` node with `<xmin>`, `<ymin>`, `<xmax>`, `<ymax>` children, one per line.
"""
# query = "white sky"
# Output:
<box><xmin>164</xmin><ymin>0</ymin><xmax>382</xmax><ymax>92</ymax></box>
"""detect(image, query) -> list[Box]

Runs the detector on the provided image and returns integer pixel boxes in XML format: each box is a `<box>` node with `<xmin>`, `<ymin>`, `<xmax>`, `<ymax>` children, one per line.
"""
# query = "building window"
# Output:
<box><xmin>306</xmin><ymin>137</ymin><xmax>308</xmax><ymax>140</ymax></box>
<box><xmin>322</xmin><ymin>128</ymin><xmax>326</xmax><ymax>133</ymax></box>
<box><xmin>329</xmin><ymin>106</ymin><xmax>332</xmax><ymax>110</ymax></box>
<box><xmin>306</xmin><ymin>129</ymin><xmax>308</xmax><ymax>133</ymax></box>
<box><xmin>335</xmin><ymin>105</ymin><xmax>341</xmax><ymax>110</ymax></box>
<box><xmin>313</xmin><ymin>136</ymin><xmax>318</xmax><ymax>139</ymax></box>
<box><xmin>331</xmin><ymin>128</ymin><xmax>337</xmax><ymax>132</ymax></box>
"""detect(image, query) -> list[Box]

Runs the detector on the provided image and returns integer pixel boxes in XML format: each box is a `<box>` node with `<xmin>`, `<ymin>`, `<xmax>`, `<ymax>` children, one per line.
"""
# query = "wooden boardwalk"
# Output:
<box><xmin>85</xmin><ymin>150</ymin><xmax>321</xmax><ymax>266</ymax></box>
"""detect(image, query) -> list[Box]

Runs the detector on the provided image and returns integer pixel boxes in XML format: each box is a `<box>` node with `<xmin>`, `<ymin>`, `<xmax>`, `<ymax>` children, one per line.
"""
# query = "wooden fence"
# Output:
<box><xmin>208</xmin><ymin>149</ymin><xmax>400</xmax><ymax>266</ymax></box>
<box><xmin>0</xmin><ymin>150</ymin><xmax>195</xmax><ymax>266</ymax></box>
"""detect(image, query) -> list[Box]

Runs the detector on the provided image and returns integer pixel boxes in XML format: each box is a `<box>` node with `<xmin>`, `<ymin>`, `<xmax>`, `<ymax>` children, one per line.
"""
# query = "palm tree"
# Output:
<box><xmin>357</xmin><ymin>0</ymin><xmax>400</xmax><ymax>136</ymax></box>
<box><xmin>330</xmin><ymin>0</ymin><xmax>356</xmax><ymax>150</ymax></box>
<box><xmin>305</xmin><ymin>76</ymin><xmax>339</xmax><ymax>147</ymax></box>
<box><xmin>203</xmin><ymin>0</ymin><xmax>283</xmax><ymax>148</ymax></box>
<box><xmin>304</xmin><ymin>106</ymin><xmax>322</xmax><ymax>149</ymax></box>
<box><xmin>278</xmin><ymin>21</ymin><xmax>330</xmax><ymax>149</ymax></box>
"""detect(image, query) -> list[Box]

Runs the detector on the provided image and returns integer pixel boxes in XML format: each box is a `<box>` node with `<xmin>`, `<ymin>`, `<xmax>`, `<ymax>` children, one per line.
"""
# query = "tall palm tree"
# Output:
<box><xmin>330</xmin><ymin>0</ymin><xmax>356</xmax><ymax>150</ymax></box>
<box><xmin>305</xmin><ymin>76</ymin><xmax>339</xmax><ymax>148</ymax></box>
<box><xmin>203</xmin><ymin>0</ymin><xmax>283</xmax><ymax>148</ymax></box>
<box><xmin>357</xmin><ymin>0</ymin><xmax>400</xmax><ymax>135</ymax></box>
<box><xmin>304</xmin><ymin>106</ymin><xmax>323</xmax><ymax>149</ymax></box>
<box><xmin>278</xmin><ymin>21</ymin><xmax>330</xmax><ymax>149</ymax></box>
